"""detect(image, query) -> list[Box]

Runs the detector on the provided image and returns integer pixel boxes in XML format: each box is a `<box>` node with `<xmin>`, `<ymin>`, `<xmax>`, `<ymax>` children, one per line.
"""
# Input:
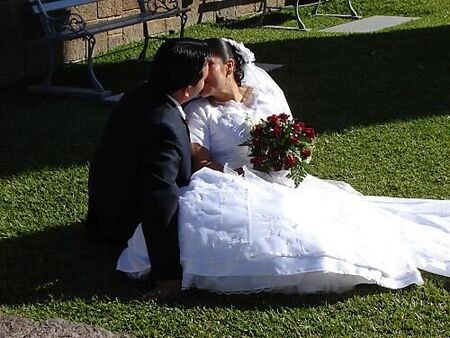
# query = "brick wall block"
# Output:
<box><xmin>93</xmin><ymin>32</ymin><xmax>109</xmax><ymax>56</ymax></box>
<box><xmin>235</xmin><ymin>3</ymin><xmax>256</xmax><ymax>16</ymax></box>
<box><xmin>123</xmin><ymin>0</ymin><xmax>140</xmax><ymax>11</ymax></box>
<box><xmin>274</xmin><ymin>0</ymin><xmax>285</xmax><ymax>7</ymax></box>
<box><xmin>147</xmin><ymin>19</ymin><xmax>167</xmax><ymax>35</ymax></box>
<box><xmin>108</xmin><ymin>27</ymin><xmax>124</xmax><ymax>36</ymax></box>
<box><xmin>98</xmin><ymin>0</ymin><xmax>123</xmax><ymax>18</ymax></box>
<box><xmin>165</xmin><ymin>16</ymin><xmax>182</xmax><ymax>33</ymax></box>
<box><xmin>108</xmin><ymin>34</ymin><xmax>124</xmax><ymax>50</ymax></box>
<box><xmin>184</xmin><ymin>11</ymin><xmax>197</xmax><ymax>26</ymax></box>
<box><xmin>124</xmin><ymin>8</ymin><xmax>141</xmax><ymax>15</ymax></box>
<box><xmin>217</xmin><ymin>6</ymin><xmax>237</xmax><ymax>20</ymax></box>
<box><xmin>64</xmin><ymin>38</ymin><xmax>86</xmax><ymax>62</ymax></box>
<box><xmin>63</xmin><ymin>33</ymin><xmax>109</xmax><ymax>61</ymax></box>
<box><xmin>123</xmin><ymin>23</ymin><xmax>143</xmax><ymax>44</ymax></box>
<box><xmin>73</xmin><ymin>2</ymin><xmax>98</xmax><ymax>22</ymax></box>
<box><xmin>198</xmin><ymin>11</ymin><xmax>215</xmax><ymax>23</ymax></box>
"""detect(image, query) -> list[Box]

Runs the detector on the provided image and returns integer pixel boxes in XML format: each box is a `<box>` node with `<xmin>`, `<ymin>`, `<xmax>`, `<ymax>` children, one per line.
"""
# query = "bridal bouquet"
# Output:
<box><xmin>244</xmin><ymin>113</ymin><xmax>315</xmax><ymax>185</ymax></box>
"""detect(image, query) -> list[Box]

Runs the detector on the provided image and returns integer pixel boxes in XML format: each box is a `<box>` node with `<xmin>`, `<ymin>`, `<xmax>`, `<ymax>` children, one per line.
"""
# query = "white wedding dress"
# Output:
<box><xmin>117</xmin><ymin>67</ymin><xmax>450</xmax><ymax>295</ymax></box>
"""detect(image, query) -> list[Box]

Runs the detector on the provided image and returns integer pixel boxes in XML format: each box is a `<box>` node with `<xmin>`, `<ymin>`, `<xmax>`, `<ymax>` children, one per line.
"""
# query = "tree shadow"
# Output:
<box><xmin>247</xmin><ymin>24</ymin><xmax>450</xmax><ymax>132</ymax></box>
<box><xmin>215</xmin><ymin>1</ymin><xmax>352</xmax><ymax>30</ymax></box>
<box><xmin>0</xmin><ymin>222</ymin><xmax>396</xmax><ymax>310</ymax></box>
<box><xmin>0</xmin><ymin>222</ymin><xmax>151</xmax><ymax>305</ymax></box>
<box><xmin>32</xmin><ymin>57</ymin><xmax>153</xmax><ymax>96</ymax></box>
<box><xmin>1</xmin><ymin>24</ymin><xmax>449</xmax><ymax>177</ymax></box>
<box><xmin>219</xmin><ymin>11</ymin><xmax>295</xmax><ymax>28</ymax></box>
<box><xmin>0</xmin><ymin>88</ymin><xmax>107</xmax><ymax>178</ymax></box>
<box><xmin>0</xmin><ymin>58</ymin><xmax>153</xmax><ymax>178</ymax></box>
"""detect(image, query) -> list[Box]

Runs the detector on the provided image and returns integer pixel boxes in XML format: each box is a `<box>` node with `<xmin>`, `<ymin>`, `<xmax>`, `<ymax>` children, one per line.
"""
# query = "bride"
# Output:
<box><xmin>117</xmin><ymin>38</ymin><xmax>450</xmax><ymax>294</ymax></box>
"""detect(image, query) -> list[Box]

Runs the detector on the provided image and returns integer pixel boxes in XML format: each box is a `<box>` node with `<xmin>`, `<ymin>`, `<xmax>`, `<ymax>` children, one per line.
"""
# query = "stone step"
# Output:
<box><xmin>0</xmin><ymin>314</ymin><xmax>132</xmax><ymax>338</ymax></box>
<box><xmin>321</xmin><ymin>15</ymin><xmax>419</xmax><ymax>33</ymax></box>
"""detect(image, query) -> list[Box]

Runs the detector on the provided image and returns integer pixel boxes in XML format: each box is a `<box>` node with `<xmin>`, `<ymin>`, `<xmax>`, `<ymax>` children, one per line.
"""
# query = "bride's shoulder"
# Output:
<box><xmin>185</xmin><ymin>97</ymin><xmax>215</xmax><ymax>112</ymax></box>
<box><xmin>185</xmin><ymin>97</ymin><xmax>221</xmax><ymax>123</ymax></box>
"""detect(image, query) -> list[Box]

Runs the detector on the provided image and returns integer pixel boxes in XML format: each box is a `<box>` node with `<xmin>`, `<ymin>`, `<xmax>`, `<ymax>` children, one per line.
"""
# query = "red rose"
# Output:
<box><xmin>267</xmin><ymin>114</ymin><xmax>281</xmax><ymax>126</ymax></box>
<box><xmin>270</xmin><ymin>149</ymin><xmax>280</xmax><ymax>159</ymax></box>
<box><xmin>273</xmin><ymin>126</ymin><xmax>282</xmax><ymax>137</ymax></box>
<box><xmin>301</xmin><ymin>148</ymin><xmax>311</xmax><ymax>160</ymax></box>
<box><xmin>279</xmin><ymin>113</ymin><xmax>290</xmax><ymax>122</ymax></box>
<box><xmin>284</xmin><ymin>153</ymin><xmax>296</xmax><ymax>168</ymax></box>
<box><xmin>293</xmin><ymin>122</ymin><xmax>305</xmax><ymax>133</ymax></box>
<box><xmin>253</xmin><ymin>124</ymin><xmax>264</xmax><ymax>136</ymax></box>
<box><xmin>304</xmin><ymin>127</ymin><xmax>315</xmax><ymax>140</ymax></box>
<box><xmin>252</xmin><ymin>137</ymin><xmax>262</xmax><ymax>147</ymax></box>
<box><xmin>250</xmin><ymin>156</ymin><xmax>264</xmax><ymax>166</ymax></box>
<box><xmin>290</xmin><ymin>137</ymin><xmax>299</xmax><ymax>145</ymax></box>
<box><xmin>247</xmin><ymin>117</ymin><xmax>315</xmax><ymax>179</ymax></box>
<box><xmin>272</xmin><ymin>163</ymin><xmax>283</xmax><ymax>171</ymax></box>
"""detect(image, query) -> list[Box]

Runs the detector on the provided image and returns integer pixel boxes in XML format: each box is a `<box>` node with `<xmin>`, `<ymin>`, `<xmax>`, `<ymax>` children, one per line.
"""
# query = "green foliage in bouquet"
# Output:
<box><xmin>244</xmin><ymin>113</ymin><xmax>316</xmax><ymax>186</ymax></box>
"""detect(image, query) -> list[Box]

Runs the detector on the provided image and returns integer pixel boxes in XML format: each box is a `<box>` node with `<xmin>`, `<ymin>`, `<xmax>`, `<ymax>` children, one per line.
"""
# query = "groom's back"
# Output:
<box><xmin>86</xmin><ymin>82</ymin><xmax>165</xmax><ymax>245</ymax></box>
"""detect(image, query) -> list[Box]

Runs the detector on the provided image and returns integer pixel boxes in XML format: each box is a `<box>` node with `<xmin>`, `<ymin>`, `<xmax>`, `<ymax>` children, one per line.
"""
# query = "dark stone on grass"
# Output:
<box><xmin>0</xmin><ymin>314</ymin><xmax>132</xmax><ymax>338</ymax></box>
<box><xmin>0</xmin><ymin>313</ymin><xmax>39</xmax><ymax>337</ymax></box>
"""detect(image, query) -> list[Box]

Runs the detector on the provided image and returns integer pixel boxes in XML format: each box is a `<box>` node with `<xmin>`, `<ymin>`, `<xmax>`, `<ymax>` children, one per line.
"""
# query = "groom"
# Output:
<box><xmin>86</xmin><ymin>38</ymin><xmax>210</xmax><ymax>296</ymax></box>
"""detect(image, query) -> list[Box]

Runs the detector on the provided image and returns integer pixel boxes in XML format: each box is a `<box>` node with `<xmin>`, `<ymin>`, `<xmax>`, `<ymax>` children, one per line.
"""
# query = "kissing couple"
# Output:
<box><xmin>87</xmin><ymin>38</ymin><xmax>450</xmax><ymax>298</ymax></box>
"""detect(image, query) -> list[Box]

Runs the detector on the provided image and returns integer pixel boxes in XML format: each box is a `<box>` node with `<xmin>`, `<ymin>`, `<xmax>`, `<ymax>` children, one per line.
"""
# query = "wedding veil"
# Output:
<box><xmin>222</xmin><ymin>38</ymin><xmax>291</xmax><ymax>116</ymax></box>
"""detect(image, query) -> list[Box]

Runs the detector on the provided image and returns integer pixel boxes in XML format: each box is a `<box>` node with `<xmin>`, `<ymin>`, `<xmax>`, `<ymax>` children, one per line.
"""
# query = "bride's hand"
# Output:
<box><xmin>234</xmin><ymin>167</ymin><xmax>244</xmax><ymax>176</ymax></box>
<box><xmin>192</xmin><ymin>143</ymin><xmax>224</xmax><ymax>172</ymax></box>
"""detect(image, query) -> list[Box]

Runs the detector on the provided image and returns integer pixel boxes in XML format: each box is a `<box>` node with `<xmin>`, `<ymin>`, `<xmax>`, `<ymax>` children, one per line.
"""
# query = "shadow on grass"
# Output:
<box><xmin>0</xmin><ymin>89</ymin><xmax>108</xmax><ymax>178</ymax></box>
<box><xmin>162</xmin><ymin>283</ymin><xmax>394</xmax><ymax>310</ymax></box>
<box><xmin>51</xmin><ymin>58</ymin><xmax>153</xmax><ymax>94</ymax></box>
<box><xmin>218</xmin><ymin>11</ymin><xmax>295</xmax><ymax>29</ymax></box>
<box><xmin>248</xmin><ymin>24</ymin><xmax>450</xmax><ymax>131</ymax></box>
<box><xmin>0</xmin><ymin>222</ymin><xmax>393</xmax><ymax>309</ymax></box>
<box><xmin>0</xmin><ymin>223</ymin><xmax>151</xmax><ymax>305</ymax></box>
<box><xmin>1</xmin><ymin>25</ymin><xmax>449</xmax><ymax>176</ymax></box>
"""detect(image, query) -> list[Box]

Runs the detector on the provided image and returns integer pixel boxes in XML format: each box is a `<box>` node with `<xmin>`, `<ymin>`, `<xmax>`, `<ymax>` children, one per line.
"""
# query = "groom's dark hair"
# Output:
<box><xmin>150</xmin><ymin>38</ymin><xmax>210</xmax><ymax>97</ymax></box>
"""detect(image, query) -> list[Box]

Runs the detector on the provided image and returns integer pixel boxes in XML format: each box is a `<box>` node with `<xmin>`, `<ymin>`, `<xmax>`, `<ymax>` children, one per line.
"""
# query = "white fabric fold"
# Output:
<box><xmin>115</xmin><ymin>60</ymin><xmax>449</xmax><ymax>293</ymax></box>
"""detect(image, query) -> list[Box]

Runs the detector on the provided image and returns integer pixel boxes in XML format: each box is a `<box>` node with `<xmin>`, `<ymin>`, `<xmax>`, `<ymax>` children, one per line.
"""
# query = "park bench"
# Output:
<box><xmin>259</xmin><ymin>0</ymin><xmax>361</xmax><ymax>30</ymax></box>
<box><xmin>30</xmin><ymin>0</ymin><xmax>190</xmax><ymax>98</ymax></box>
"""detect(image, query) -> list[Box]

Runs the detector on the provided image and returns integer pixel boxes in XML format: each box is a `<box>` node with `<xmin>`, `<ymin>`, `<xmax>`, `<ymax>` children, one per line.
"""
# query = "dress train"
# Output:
<box><xmin>117</xmin><ymin>168</ymin><xmax>450</xmax><ymax>294</ymax></box>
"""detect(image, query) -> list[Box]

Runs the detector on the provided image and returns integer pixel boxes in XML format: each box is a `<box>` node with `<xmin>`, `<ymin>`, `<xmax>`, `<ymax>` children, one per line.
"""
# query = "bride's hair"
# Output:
<box><xmin>206</xmin><ymin>38</ymin><xmax>245</xmax><ymax>86</ymax></box>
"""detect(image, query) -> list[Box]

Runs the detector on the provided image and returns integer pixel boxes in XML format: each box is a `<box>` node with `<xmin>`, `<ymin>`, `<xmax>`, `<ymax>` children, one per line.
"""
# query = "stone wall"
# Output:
<box><xmin>0</xmin><ymin>0</ymin><xmax>280</xmax><ymax>86</ymax></box>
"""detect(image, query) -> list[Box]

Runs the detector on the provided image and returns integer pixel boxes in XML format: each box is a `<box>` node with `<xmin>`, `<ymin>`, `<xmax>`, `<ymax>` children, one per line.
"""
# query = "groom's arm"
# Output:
<box><xmin>192</xmin><ymin>143</ymin><xmax>243</xmax><ymax>175</ymax></box>
<box><xmin>139</xmin><ymin>121</ymin><xmax>183</xmax><ymax>280</ymax></box>
<box><xmin>192</xmin><ymin>143</ymin><xmax>223</xmax><ymax>172</ymax></box>
<box><xmin>141</xmin><ymin>123</ymin><xmax>181</xmax><ymax>223</ymax></box>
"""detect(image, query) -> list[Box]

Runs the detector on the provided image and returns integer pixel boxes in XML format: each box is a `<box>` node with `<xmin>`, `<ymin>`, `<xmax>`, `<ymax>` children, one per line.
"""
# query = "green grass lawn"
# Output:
<box><xmin>1</xmin><ymin>0</ymin><xmax>449</xmax><ymax>336</ymax></box>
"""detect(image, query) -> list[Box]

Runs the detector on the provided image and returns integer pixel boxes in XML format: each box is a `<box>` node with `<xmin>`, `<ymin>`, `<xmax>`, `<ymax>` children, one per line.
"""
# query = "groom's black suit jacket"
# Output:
<box><xmin>86</xmin><ymin>82</ymin><xmax>191</xmax><ymax>280</ymax></box>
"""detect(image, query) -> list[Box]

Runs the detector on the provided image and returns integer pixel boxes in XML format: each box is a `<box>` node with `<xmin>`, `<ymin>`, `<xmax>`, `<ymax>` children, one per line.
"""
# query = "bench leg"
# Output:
<box><xmin>139</xmin><ymin>22</ymin><xmax>149</xmax><ymax>60</ymax></box>
<box><xmin>313</xmin><ymin>0</ymin><xmax>361</xmax><ymax>20</ymax></box>
<box><xmin>257</xmin><ymin>0</ymin><xmax>267</xmax><ymax>27</ymax></box>
<box><xmin>295</xmin><ymin>0</ymin><xmax>308</xmax><ymax>30</ymax></box>
<box><xmin>347</xmin><ymin>0</ymin><xmax>359</xmax><ymax>18</ymax></box>
<box><xmin>84</xmin><ymin>36</ymin><xmax>105</xmax><ymax>93</ymax></box>
<box><xmin>312</xmin><ymin>3</ymin><xmax>320</xmax><ymax>16</ymax></box>
<box><xmin>179</xmin><ymin>11</ymin><xmax>188</xmax><ymax>38</ymax></box>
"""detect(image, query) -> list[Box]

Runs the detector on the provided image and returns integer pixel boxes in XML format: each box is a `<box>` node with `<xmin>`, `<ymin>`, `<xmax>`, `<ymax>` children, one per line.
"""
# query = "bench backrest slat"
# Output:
<box><xmin>31</xmin><ymin>0</ymin><xmax>97</xmax><ymax>14</ymax></box>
